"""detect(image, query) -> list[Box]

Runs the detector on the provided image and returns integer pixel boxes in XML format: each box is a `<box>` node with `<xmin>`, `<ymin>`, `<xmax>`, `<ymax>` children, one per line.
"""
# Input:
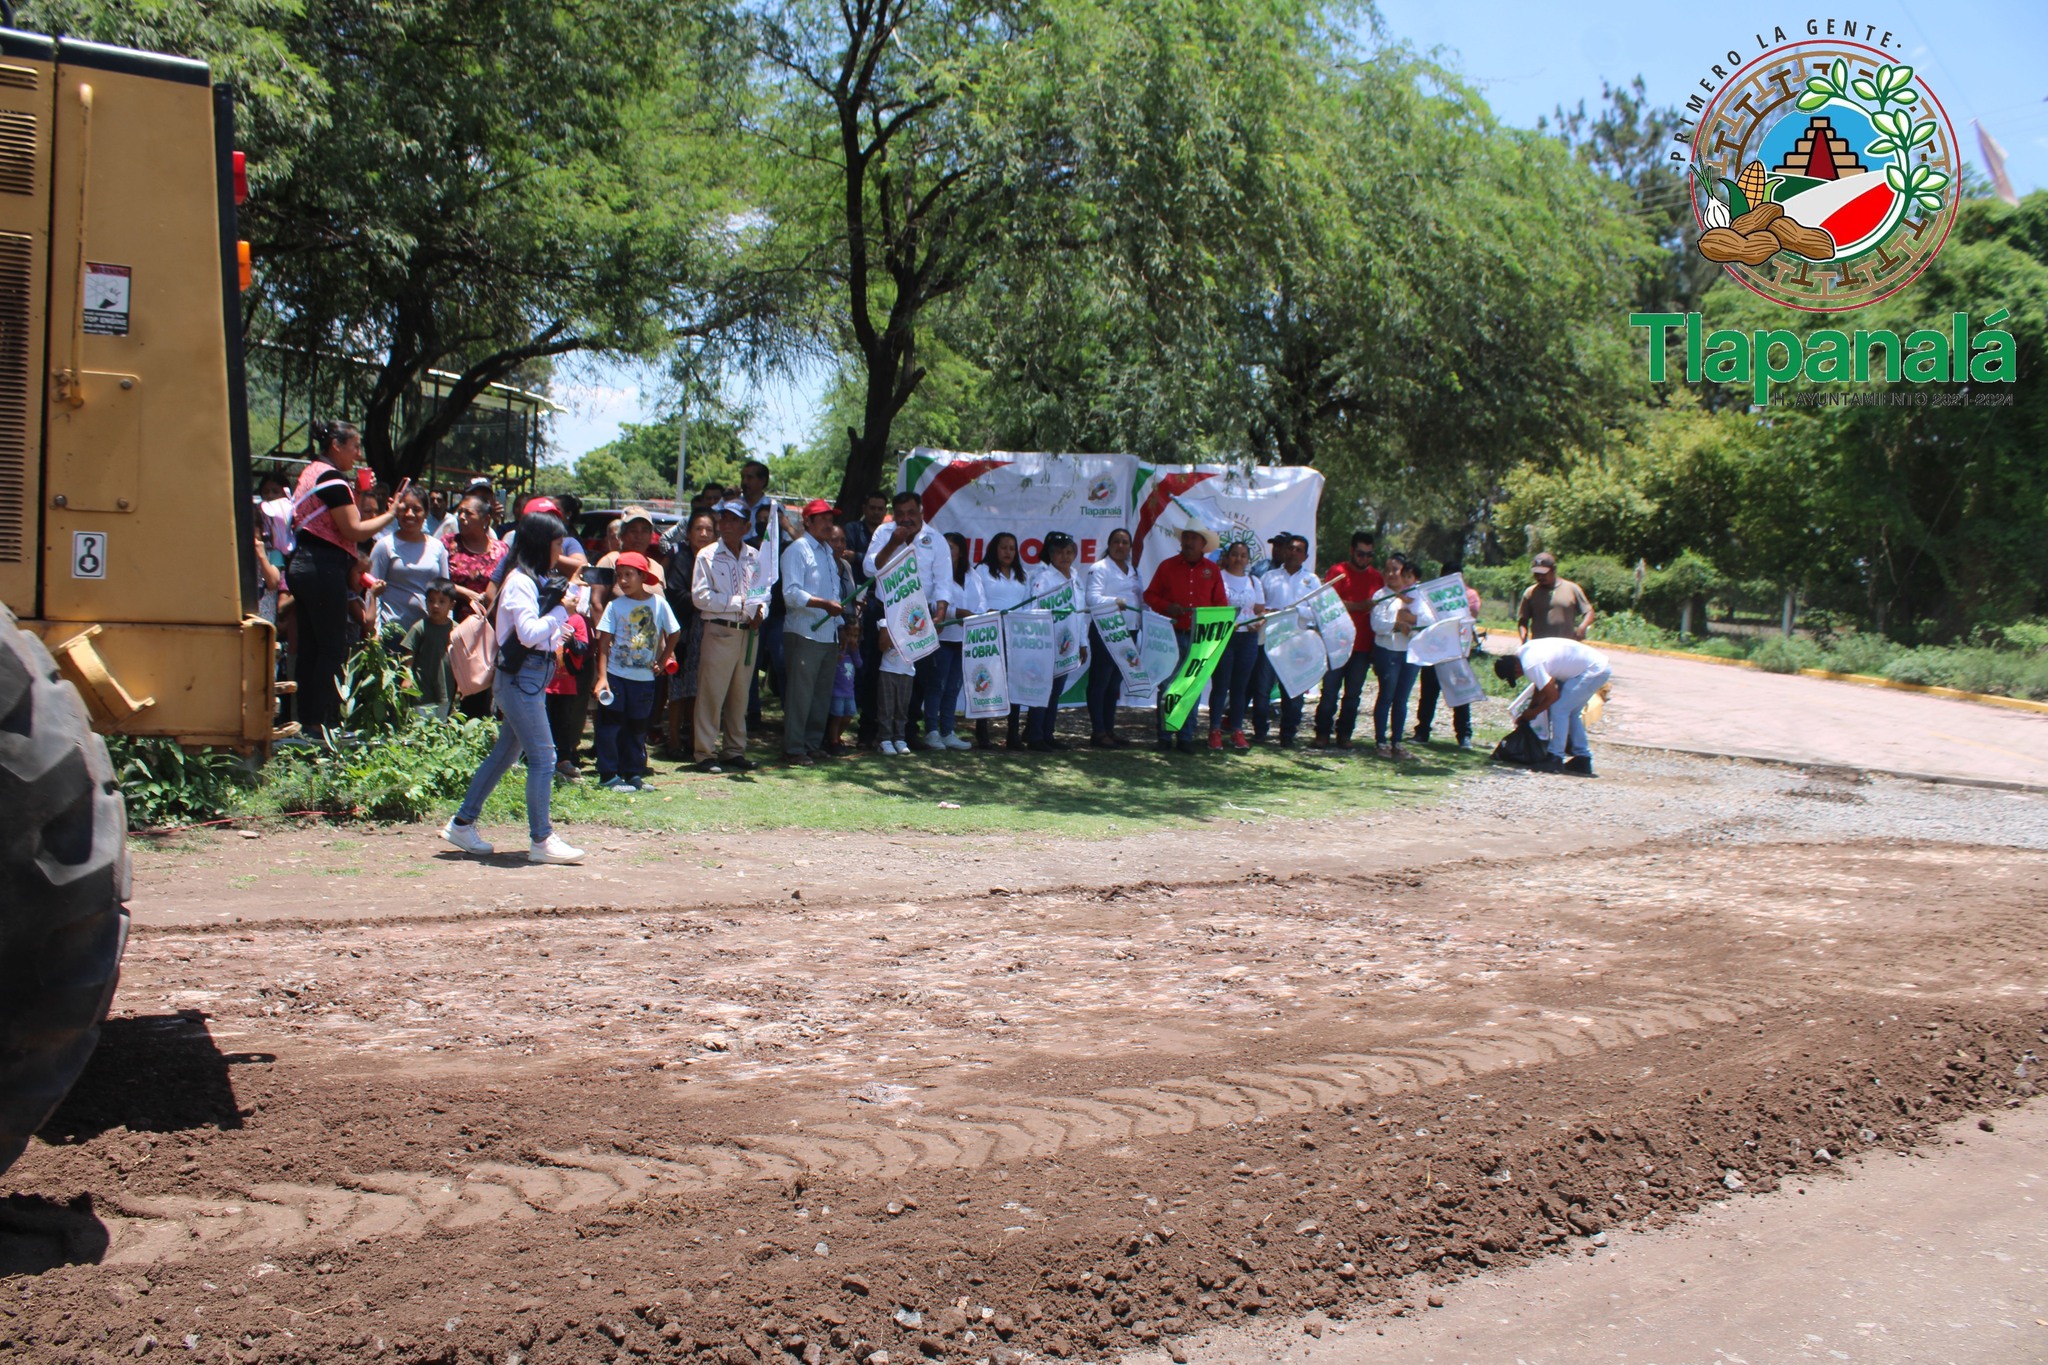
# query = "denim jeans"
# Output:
<box><xmin>1086</xmin><ymin>624</ymin><xmax>1123</xmax><ymax>736</ymax></box>
<box><xmin>925</xmin><ymin>640</ymin><xmax>965</xmax><ymax>737</ymax></box>
<box><xmin>593</xmin><ymin>674</ymin><xmax>657</xmax><ymax>780</ymax></box>
<box><xmin>1371</xmin><ymin>644</ymin><xmax>1420</xmax><ymax>746</ymax></box>
<box><xmin>456</xmin><ymin>656</ymin><xmax>557</xmax><ymax>843</ymax></box>
<box><xmin>1544</xmin><ymin>664</ymin><xmax>1612</xmax><ymax>759</ymax></box>
<box><xmin>1158</xmin><ymin>630</ymin><xmax>1199</xmax><ymax>742</ymax></box>
<box><xmin>1413</xmin><ymin>664</ymin><xmax>1472</xmax><ymax>741</ymax></box>
<box><xmin>1028</xmin><ymin>673</ymin><xmax>1069</xmax><ymax>745</ymax></box>
<box><xmin>1209</xmin><ymin>631</ymin><xmax>1260</xmax><ymax>734</ymax></box>
<box><xmin>1313</xmin><ymin>649</ymin><xmax>1372</xmax><ymax>742</ymax></box>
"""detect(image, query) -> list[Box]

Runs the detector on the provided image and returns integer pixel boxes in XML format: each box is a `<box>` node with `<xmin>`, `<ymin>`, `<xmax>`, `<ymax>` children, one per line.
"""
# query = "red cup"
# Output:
<box><xmin>664</xmin><ymin>657</ymin><xmax>679</xmax><ymax>675</ymax></box>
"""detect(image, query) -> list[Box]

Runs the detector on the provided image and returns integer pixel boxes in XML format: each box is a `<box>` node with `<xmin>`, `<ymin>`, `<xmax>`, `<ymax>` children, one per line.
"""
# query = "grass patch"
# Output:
<box><xmin>492</xmin><ymin>731</ymin><xmax>1504</xmax><ymax>839</ymax></box>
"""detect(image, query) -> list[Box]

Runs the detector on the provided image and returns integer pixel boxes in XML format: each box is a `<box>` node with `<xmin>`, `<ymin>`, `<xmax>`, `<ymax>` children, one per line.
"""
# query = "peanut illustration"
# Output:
<box><xmin>1767</xmin><ymin>216</ymin><xmax>1836</xmax><ymax>260</ymax></box>
<box><xmin>1730</xmin><ymin>202</ymin><xmax>1785</xmax><ymax>236</ymax></box>
<box><xmin>1699</xmin><ymin>227</ymin><xmax>1781</xmax><ymax>265</ymax></box>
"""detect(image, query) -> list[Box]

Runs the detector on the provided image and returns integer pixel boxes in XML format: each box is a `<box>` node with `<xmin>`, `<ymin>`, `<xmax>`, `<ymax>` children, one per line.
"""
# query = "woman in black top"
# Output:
<box><xmin>286</xmin><ymin>420</ymin><xmax>401</xmax><ymax>737</ymax></box>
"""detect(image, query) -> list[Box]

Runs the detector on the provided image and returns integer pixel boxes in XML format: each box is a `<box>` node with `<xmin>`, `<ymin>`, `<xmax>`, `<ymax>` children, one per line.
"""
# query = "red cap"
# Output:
<box><xmin>614</xmin><ymin>551</ymin><xmax>652</xmax><ymax>574</ymax></box>
<box><xmin>524</xmin><ymin>496</ymin><xmax>562</xmax><ymax>518</ymax></box>
<box><xmin>804</xmin><ymin>498</ymin><xmax>834</xmax><ymax>518</ymax></box>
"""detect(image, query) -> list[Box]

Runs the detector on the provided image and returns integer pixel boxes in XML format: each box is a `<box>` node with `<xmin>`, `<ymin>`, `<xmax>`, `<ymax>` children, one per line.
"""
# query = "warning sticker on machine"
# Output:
<box><xmin>83</xmin><ymin>262</ymin><xmax>131</xmax><ymax>336</ymax></box>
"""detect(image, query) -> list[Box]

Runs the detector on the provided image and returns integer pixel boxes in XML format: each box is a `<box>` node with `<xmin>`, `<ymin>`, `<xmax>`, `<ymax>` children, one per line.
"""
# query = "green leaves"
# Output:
<box><xmin>1867</xmin><ymin>107</ymin><xmax>1938</xmax><ymax>158</ymax></box>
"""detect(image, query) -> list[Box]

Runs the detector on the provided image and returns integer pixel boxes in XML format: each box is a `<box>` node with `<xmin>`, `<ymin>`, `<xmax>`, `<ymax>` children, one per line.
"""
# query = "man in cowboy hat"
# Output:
<box><xmin>1143</xmin><ymin>521</ymin><xmax>1226</xmax><ymax>753</ymax></box>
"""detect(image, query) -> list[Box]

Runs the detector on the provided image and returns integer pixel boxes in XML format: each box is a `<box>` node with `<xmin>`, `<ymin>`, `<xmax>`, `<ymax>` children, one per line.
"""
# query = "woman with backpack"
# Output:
<box><xmin>442</xmin><ymin>508</ymin><xmax>586</xmax><ymax>865</ymax></box>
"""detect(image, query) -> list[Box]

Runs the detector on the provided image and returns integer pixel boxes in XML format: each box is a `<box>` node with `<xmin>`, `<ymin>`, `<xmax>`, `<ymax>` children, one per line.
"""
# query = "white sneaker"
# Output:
<box><xmin>921</xmin><ymin>733</ymin><xmax>948</xmax><ymax>751</ymax></box>
<box><xmin>527</xmin><ymin>834</ymin><xmax>585</xmax><ymax>865</ymax></box>
<box><xmin>942</xmin><ymin>733</ymin><xmax>973</xmax><ymax>750</ymax></box>
<box><xmin>884</xmin><ymin>740</ymin><xmax>905</xmax><ymax>755</ymax></box>
<box><xmin>442</xmin><ymin>819</ymin><xmax>493</xmax><ymax>857</ymax></box>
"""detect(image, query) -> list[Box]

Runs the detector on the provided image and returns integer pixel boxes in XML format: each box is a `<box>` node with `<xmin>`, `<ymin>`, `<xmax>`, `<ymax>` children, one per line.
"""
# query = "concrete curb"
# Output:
<box><xmin>1605</xmin><ymin>739</ymin><xmax>2048</xmax><ymax>796</ymax></box>
<box><xmin>1593</xmin><ymin>639</ymin><xmax>2048</xmax><ymax>716</ymax></box>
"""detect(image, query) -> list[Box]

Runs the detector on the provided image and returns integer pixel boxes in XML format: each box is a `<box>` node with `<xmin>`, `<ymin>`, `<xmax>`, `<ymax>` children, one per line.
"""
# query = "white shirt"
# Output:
<box><xmin>1370</xmin><ymin>585</ymin><xmax>1435</xmax><ymax>652</ymax></box>
<box><xmin>1027</xmin><ymin>563</ymin><xmax>1080</xmax><ymax>611</ymax></box>
<box><xmin>779</xmin><ymin>533</ymin><xmax>845</xmax><ymax>644</ymax></box>
<box><xmin>692</xmin><ymin>539</ymin><xmax>763</xmax><ymax>624</ymax></box>
<box><xmin>495</xmin><ymin>568</ymin><xmax>570</xmax><ymax>652</ymax></box>
<box><xmin>1220</xmin><ymin>569</ymin><xmax>1265</xmax><ymax>626</ymax></box>
<box><xmin>1260</xmin><ymin>564</ymin><xmax>1319</xmax><ymax>626</ymax></box>
<box><xmin>1518</xmin><ymin>637</ymin><xmax>1609</xmax><ymax>690</ymax></box>
<box><xmin>1085</xmin><ymin>556</ymin><xmax>1142</xmax><ymax>614</ymax></box>
<box><xmin>972</xmin><ymin>562</ymin><xmax>1032</xmax><ymax>612</ymax></box>
<box><xmin>863</xmin><ymin>522</ymin><xmax>953</xmax><ymax>613</ymax></box>
<box><xmin>939</xmin><ymin>570</ymin><xmax>983</xmax><ymax>641</ymax></box>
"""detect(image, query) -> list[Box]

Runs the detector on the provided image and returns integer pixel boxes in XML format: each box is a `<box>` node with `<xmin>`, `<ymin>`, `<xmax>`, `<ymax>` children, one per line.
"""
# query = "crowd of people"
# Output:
<box><xmin>256</xmin><ymin>421</ymin><xmax>1607</xmax><ymax>865</ymax></box>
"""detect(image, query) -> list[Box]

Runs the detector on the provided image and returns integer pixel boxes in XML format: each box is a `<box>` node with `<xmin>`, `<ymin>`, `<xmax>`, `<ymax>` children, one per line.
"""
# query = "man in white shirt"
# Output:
<box><xmin>1493</xmin><ymin>636</ymin><xmax>1613</xmax><ymax>775</ymax></box>
<box><xmin>780</xmin><ymin>499</ymin><xmax>846</xmax><ymax>765</ymax></box>
<box><xmin>691</xmin><ymin>500</ymin><xmax>766</xmax><ymax>772</ymax></box>
<box><xmin>863</xmin><ymin>491</ymin><xmax>953</xmax><ymax>743</ymax></box>
<box><xmin>1255</xmin><ymin>534</ymin><xmax>1317</xmax><ymax>745</ymax></box>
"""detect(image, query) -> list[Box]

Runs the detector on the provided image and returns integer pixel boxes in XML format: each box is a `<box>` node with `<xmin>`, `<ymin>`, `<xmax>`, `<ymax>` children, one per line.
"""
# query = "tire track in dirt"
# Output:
<box><xmin>95</xmin><ymin>984</ymin><xmax>1785</xmax><ymax>1265</ymax></box>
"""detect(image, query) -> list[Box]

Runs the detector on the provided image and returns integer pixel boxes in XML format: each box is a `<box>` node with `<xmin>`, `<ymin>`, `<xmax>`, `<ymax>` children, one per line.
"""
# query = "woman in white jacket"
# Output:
<box><xmin>443</xmin><ymin>509</ymin><xmax>584</xmax><ymax>864</ymax></box>
<box><xmin>1367</xmin><ymin>551</ymin><xmax>1432</xmax><ymax>762</ymax></box>
<box><xmin>971</xmin><ymin>532</ymin><xmax>1032</xmax><ymax>749</ymax></box>
<box><xmin>1084</xmin><ymin>527</ymin><xmax>1141</xmax><ymax>747</ymax></box>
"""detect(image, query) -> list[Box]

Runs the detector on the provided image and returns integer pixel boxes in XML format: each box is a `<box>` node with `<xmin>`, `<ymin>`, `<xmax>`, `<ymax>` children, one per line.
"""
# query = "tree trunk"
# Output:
<box><xmin>1679</xmin><ymin>598</ymin><xmax>1693</xmax><ymax>642</ymax></box>
<box><xmin>1781</xmin><ymin>588</ymin><xmax>1796</xmax><ymax>637</ymax></box>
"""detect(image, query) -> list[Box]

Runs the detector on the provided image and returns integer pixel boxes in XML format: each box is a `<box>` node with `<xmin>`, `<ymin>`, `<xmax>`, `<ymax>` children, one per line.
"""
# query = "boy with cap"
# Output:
<box><xmin>591</xmin><ymin>552</ymin><xmax>681</xmax><ymax>790</ymax></box>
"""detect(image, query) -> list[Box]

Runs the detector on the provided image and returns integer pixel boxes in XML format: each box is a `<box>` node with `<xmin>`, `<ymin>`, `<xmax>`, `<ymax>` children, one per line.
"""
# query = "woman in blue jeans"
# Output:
<box><xmin>442</xmin><ymin>509</ymin><xmax>586</xmax><ymax>865</ymax></box>
<box><xmin>1024</xmin><ymin>532</ymin><xmax>1085</xmax><ymax>750</ymax></box>
<box><xmin>1367</xmin><ymin>552</ymin><xmax>1430</xmax><ymax>760</ymax></box>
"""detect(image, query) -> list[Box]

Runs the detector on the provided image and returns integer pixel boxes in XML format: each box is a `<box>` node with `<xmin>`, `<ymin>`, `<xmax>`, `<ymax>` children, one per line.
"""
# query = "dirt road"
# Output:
<box><xmin>4</xmin><ymin>750</ymin><xmax>2044</xmax><ymax>1364</ymax></box>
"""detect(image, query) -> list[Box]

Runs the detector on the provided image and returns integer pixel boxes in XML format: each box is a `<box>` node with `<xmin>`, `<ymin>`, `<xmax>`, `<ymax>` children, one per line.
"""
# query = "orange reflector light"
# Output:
<box><xmin>237</xmin><ymin>240</ymin><xmax>252</xmax><ymax>291</ymax></box>
<box><xmin>232</xmin><ymin>150</ymin><xmax>248</xmax><ymax>205</ymax></box>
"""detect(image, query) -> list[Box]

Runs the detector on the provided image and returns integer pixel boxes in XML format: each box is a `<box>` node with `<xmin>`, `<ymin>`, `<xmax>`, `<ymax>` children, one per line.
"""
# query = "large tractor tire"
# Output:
<box><xmin>0</xmin><ymin>606</ymin><xmax>130</xmax><ymax>1176</ymax></box>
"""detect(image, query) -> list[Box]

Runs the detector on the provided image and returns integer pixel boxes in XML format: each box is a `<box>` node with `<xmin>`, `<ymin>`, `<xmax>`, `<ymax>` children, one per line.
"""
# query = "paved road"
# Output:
<box><xmin>1583</xmin><ymin>646</ymin><xmax>2048</xmax><ymax>788</ymax></box>
<box><xmin>1160</xmin><ymin>1104</ymin><xmax>2048</xmax><ymax>1365</ymax></box>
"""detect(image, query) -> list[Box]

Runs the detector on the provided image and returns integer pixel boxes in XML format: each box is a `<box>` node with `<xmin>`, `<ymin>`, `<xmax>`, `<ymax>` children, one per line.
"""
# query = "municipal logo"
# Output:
<box><xmin>1690</xmin><ymin>38</ymin><xmax>1957</xmax><ymax>311</ymax></box>
<box><xmin>1086</xmin><ymin>477</ymin><xmax>1118</xmax><ymax>503</ymax></box>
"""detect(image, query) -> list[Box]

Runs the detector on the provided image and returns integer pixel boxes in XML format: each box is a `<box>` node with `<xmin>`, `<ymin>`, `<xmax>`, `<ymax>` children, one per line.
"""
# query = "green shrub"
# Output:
<box><xmin>258</xmin><ymin>714</ymin><xmax>500</xmax><ymax>823</ymax></box>
<box><xmin>1988</xmin><ymin>619</ymin><xmax>2048</xmax><ymax>655</ymax></box>
<box><xmin>107</xmin><ymin>737</ymin><xmax>252</xmax><ymax>828</ymax></box>
<box><xmin>1821</xmin><ymin>631</ymin><xmax>1903</xmax><ymax>677</ymax></box>
<box><xmin>1463</xmin><ymin>562</ymin><xmax>1527</xmax><ymax>611</ymax></box>
<box><xmin>337</xmin><ymin>632</ymin><xmax>423</xmax><ymax>737</ymax></box>
<box><xmin>1749</xmin><ymin>636</ymin><xmax>1823</xmax><ymax>673</ymax></box>
<box><xmin>1880</xmin><ymin>650</ymin><xmax>1952</xmax><ymax>688</ymax></box>
<box><xmin>1639</xmin><ymin>550</ymin><xmax>1724</xmax><ymax>629</ymax></box>
<box><xmin>1556</xmin><ymin>555</ymin><xmax>1638</xmax><ymax>613</ymax></box>
<box><xmin>1691</xmin><ymin>637</ymin><xmax>1744</xmax><ymax>659</ymax></box>
<box><xmin>1591</xmin><ymin>610</ymin><xmax>1674</xmax><ymax>649</ymax></box>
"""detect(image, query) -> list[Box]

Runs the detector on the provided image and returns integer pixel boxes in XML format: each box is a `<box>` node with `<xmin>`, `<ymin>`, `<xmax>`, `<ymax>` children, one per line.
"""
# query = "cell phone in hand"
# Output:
<box><xmin>579</xmin><ymin>565</ymin><xmax>615</xmax><ymax>588</ymax></box>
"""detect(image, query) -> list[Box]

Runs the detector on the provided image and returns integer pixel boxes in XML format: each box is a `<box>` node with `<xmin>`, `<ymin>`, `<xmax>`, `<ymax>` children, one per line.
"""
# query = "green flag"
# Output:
<box><xmin>1159</xmin><ymin>606</ymin><xmax>1238</xmax><ymax>731</ymax></box>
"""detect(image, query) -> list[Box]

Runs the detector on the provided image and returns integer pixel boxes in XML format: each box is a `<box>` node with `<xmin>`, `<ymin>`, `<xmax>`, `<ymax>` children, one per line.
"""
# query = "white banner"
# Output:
<box><xmin>1262</xmin><ymin>611</ymin><xmax>1327</xmax><ymax>698</ymax></box>
<box><xmin>1305</xmin><ymin>582</ymin><xmax>1355</xmax><ymax>671</ymax></box>
<box><xmin>877</xmin><ymin>547</ymin><xmax>940</xmax><ymax>665</ymax></box>
<box><xmin>962</xmin><ymin>613</ymin><xmax>1010</xmax><ymax>718</ymax></box>
<box><xmin>904</xmin><ymin>449</ymin><xmax>1138</xmax><ymax>571</ymax></box>
<box><xmin>1407</xmin><ymin>616</ymin><xmax>1471</xmax><ymax>667</ymax></box>
<box><xmin>1132</xmin><ymin>464</ymin><xmax>1325</xmax><ymax>578</ymax></box>
<box><xmin>1415</xmin><ymin>571</ymin><xmax>1472</xmax><ymax>622</ymax></box>
<box><xmin>1092</xmin><ymin>608</ymin><xmax>1148</xmax><ymax>688</ymax></box>
<box><xmin>1433</xmin><ymin>656</ymin><xmax>1485</xmax><ymax>708</ymax></box>
<box><xmin>1004</xmin><ymin>610</ymin><xmax>1057</xmax><ymax>708</ymax></box>
<box><xmin>1123</xmin><ymin>610</ymin><xmax>1183</xmax><ymax>707</ymax></box>
<box><xmin>1039</xmin><ymin>578</ymin><xmax>1083</xmax><ymax>676</ymax></box>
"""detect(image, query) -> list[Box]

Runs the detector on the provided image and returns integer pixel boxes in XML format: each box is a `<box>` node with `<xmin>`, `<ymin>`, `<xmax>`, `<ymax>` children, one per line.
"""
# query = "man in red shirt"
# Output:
<box><xmin>1313</xmin><ymin>531</ymin><xmax>1383</xmax><ymax>747</ymax></box>
<box><xmin>1144</xmin><ymin>526</ymin><xmax>1227</xmax><ymax>752</ymax></box>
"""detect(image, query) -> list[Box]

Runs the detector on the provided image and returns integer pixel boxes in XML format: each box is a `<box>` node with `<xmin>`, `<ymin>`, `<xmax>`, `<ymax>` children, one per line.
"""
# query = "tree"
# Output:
<box><xmin>750</xmin><ymin>0</ymin><xmax>1042</xmax><ymax>511</ymax></box>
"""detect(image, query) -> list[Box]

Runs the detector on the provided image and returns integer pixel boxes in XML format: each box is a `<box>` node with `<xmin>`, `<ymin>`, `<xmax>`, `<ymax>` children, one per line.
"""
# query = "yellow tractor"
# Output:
<box><xmin>1</xmin><ymin>13</ymin><xmax>279</xmax><ymax>1170</ymax></box>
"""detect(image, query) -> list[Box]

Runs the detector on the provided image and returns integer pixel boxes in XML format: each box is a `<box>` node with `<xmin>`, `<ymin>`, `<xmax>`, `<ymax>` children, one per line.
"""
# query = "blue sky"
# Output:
<box><xmin>545</xmin><ymin>0</ymin><xmax>2047</xmax><ymax>464</ymax></box>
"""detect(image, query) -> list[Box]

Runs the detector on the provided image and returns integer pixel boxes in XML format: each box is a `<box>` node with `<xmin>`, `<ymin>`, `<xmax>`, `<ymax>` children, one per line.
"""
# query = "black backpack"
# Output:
<box><xmin>1491</xmin><ymin>721</ymin><xmax>1548</xmax><ymax>767</ymax></box>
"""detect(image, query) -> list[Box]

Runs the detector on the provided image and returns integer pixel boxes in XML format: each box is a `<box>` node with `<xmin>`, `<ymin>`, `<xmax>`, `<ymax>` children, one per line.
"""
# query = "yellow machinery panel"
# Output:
<box><xmin>23</xmin><ymin>615</ymin><xmax>278</xmax><ymax>750</ymax></box>
<box><xmin>42</xmin><ymin>49</ymin><xmax>241</xmax><ymax>629</ymax></box>
<box><xmin>0</xmin><ymin>45</ymin><xmax>50</xmax><ymax>615</ymax></box>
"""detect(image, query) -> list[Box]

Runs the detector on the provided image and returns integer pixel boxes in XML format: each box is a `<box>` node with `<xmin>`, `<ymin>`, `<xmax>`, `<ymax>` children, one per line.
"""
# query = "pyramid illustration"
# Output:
<box><xmin>1772</xmin><ymin>115</ymin><xmax>1867</xmax><ymax>182</ymax></box>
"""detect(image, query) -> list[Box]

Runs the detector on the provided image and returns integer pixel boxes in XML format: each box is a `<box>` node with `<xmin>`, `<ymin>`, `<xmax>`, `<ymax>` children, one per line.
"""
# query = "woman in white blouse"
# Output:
<box><xmin>1209</xmin><ymin>539</ymin><xmax>1268</xmax><ymax>750</ymax></box>
<box><xmin>1024</xmin><ymin>531</ymin><xmax>1087</xmax><ymax>751</ymax></box>
<box><xmin>1084</xmin><ymin>527</ymin><xmax>1141</xmax><ymax>747</ymax></box>
<box><xmin>442</xmin><ymin>508</ymin><xmax>584</xmax><ymax>864</ymax></box>
<box><xmin>971</xmin><ymin>532</ymin><xmax>1031</xmax><ymax>749</ymax></box>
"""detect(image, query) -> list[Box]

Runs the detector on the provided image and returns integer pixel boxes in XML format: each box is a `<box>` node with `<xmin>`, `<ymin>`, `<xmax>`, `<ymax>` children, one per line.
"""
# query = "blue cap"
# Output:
<box><xmin>714</xmin><ymin>499</ymin><xmax>750</xmax><ymax>520</ymax></box>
